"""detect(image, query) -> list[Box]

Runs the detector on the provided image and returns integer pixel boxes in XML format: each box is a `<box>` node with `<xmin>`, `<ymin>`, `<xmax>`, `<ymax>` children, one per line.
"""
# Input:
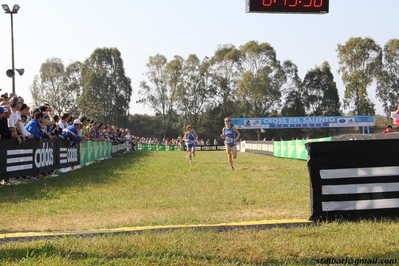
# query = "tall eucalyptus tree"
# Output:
<box><xmin>175</xmin><ymin>54</ymin><xmax>211</xmax><ymax>129</ymax></box>
<box><xmin>80</xmin><ymin>47</ymin><xmax>132</xmax><ymax>126</ymax></box>
<box><xmin>302</xmin><ymin>61</ymin><xmax>341</xmax><ymax>116</ymax></box>
<box><xmin>138</xmin><ymin>54</ymin><xmax>175</xmax><ymax>138</ymax></box>
<box><xmin>238</xmin><ymin>40</ymin><xmax>286</xmax><ymax>140</ymax></box>
<box><xmin>208</xmin><ymin>44</ymin><xmax>241</xmax><ymax>118</ymax></box>
<box><xmin>30</xmin><ymin>58</ymin><xmax>81</xmax><ymax>116</ymax></box>
<box><xmin>238</xmin><ymin>40</ymin><xmax>285</xmax><ymax>117</ymax></box>
<box><xmin>337</xmin><ymin>37</ymin><xmax>382</xmax><ymax>115</ymax></box>
<box><xmin>281</xmin><ymin>60</ymin><xmax>305</xmax><ymax>117</ymax></box>
<box><xmin>376</xmin><ymin>39</ymin><xmax>399</xmax><ymax>116</ymax></box>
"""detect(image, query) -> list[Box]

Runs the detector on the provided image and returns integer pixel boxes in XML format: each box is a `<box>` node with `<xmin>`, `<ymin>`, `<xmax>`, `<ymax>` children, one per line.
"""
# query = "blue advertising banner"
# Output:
<box><xmin>231</xmin><ymin>116</ymin><xmax>374</xmax><ymax>129</ymax></box>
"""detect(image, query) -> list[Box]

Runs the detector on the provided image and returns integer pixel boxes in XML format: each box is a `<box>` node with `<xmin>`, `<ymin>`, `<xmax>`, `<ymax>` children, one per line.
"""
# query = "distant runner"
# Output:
<box><xmin>184</xmin><ymin>125</ymin><xmax>198</xmax><ymax>163</ymax></box>
<box><xmin>220</xmin><ymin>117</ymin><xmax>241</xmax><ymax>170</ymax></box>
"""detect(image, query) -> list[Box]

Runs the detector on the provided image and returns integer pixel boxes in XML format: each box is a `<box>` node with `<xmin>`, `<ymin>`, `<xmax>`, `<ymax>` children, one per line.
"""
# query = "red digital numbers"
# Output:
<box><xmin>261</xmin><ymin>0</ymin><xmax>324</xmax><ymax>8</ymax></box>
<box><xmin>288</xmin><ymin>0</ymin><xmax>298</xmax><ymax>7</ymax></box>
<box><xmin>314</xmin><ymin>0</ymin><xmax>323</xmax><ymax>7</ymax></box>
<box><xmin>250</xmin><ymin>0</ymin><xmax>329</xmax><ymax>13</ymax></box>
<box><xmin>304</xmin><ymin>0</ymin><xmax>312</xmax><ymax>7</ymax></box>
<box><xmin>262</xmin><ymin>0</ymin><xmax>273</xmax><ymax>6</ymax></box>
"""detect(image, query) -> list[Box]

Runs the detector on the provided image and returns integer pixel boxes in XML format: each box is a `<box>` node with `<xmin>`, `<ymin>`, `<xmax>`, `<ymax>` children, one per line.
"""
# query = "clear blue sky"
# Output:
<box><xmin>0</xmin><ymin>0</ymin><xmax>397</xmax><ymax>115</ymax></box>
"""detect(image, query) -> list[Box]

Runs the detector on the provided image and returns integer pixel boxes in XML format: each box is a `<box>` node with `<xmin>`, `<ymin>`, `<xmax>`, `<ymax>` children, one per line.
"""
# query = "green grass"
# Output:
<box><xmin>1</xmin><ymin>151</ymin><xmax>399</xmax><ymax>265</ymax></box>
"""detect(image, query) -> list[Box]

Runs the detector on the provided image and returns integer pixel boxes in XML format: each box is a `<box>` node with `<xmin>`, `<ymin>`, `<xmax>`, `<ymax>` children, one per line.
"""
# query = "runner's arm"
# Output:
<box><xmin>220</xmin><ymin>128</ymin><xmax>225</xmax><ymax>139</ymax></box>
<box><xmin>233</xmin><ymin>127</ymin><xmax>241</xmax><ymax>142</ymax></box>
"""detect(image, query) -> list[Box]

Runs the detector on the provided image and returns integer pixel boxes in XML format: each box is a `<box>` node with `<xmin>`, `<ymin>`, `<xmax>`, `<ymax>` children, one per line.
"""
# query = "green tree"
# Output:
<box><xmin>238</xmin><ymin>40</ymin><xmax>285</xmax><ymax>140</ymax></box>
<box><xmin>80</xmin><ymin>47</ymin><xmax>132</xmax><ymax>126</ymax></box>
<box><xmin>64</xmin><ymin>61</ymin><xmax>83</xmax><ymax>115</ymax></box>
<box><xmin>138</xmin><ymin>54</ymin><xmax>175</xmax><ymax>138</ymax></box>
<box><xmin>376</xmin><ymin>39</ymin><xmax>399</xmax><ymax>116</ymax></box>
<box><xmin>238</xmin><ymin>40</ymin><xmax>285</xmax><ymax>118</ymax></box>
<box><xmin>208</xmin><ymin>44</ymin><xmax>241</xmax><ymax>118</ymax></box>
<box><xmin>337</xmin><ymin>37</ymin><xmax>382</xmax><ymax>115</ymax></box>
<box><xmin>302</xmin><ymin>61</ymin><xmax>341</xmax><ymax>116</ymax></box>
<box><xmin>128</xmin><ymin>114</ymin><xmax>160</xmax><ymax>138</ymax></box>
<box><xmin>164</xmin><ymin>55</ymin><xmax>184</xmax><ymax>103</ymax></box>
<box><xmin>278</xmin><ymin>61</ymin><xmax>305</xmax><ymax>139</ymax></box>
<box><xmin>281</xmin><ymin>60</ymin><xmax>305</xmax><ymax>117</ymax></box>
<box><xmin>175</xmin><ymin>54</ymin><xmax>211</xmax><ymax>129</ymax></box>
<box><xmin>30</xmin><ymin>58</ymin><xmax>81</xmax><ymax>116</ymax></box>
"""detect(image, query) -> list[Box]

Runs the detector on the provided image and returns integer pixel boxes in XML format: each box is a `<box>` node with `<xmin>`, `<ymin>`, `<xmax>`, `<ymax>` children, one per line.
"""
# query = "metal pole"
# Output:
<box><xmin>10</xmin><ymin>12</ymin><xmax>15</xmax><ymax>95</ymax></box>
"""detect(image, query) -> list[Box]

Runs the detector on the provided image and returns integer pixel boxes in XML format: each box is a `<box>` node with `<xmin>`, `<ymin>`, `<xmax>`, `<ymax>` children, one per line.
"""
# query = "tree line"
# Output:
<box><xmin>30</xmin><ymin>37</ymin><xmax>399</xmax><ymax>141</ymax></box>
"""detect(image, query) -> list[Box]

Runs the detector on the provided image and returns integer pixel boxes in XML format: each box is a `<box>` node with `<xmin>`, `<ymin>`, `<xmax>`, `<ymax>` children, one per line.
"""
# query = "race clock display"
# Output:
<box><xmin>246</xmin><ymin>0</ymin><xmax>329</xmax><ymax>14</ymax></box>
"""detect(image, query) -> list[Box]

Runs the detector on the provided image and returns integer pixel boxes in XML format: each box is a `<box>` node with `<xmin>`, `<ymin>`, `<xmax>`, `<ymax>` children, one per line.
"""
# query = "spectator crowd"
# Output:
<box><xmin>0</xmin><ymin>90</ymin><xmax>135</xmax><ymax>185</ymax></box>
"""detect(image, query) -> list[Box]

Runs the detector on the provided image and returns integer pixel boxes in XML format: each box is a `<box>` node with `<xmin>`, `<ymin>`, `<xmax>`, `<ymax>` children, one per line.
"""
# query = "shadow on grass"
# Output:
<box><xmin>0</xmin><ymin>151</ymin><xmax>151</xmax><ymax>204</ymax></box>
<box><xmin>1</xmin><ymin>241</ymin><xmax>398</xmax><ymax>265</ymax></box>
<box><xmin>0</xmin><ymin>244</ymin><xmax>255</xmax><ymax>264</ymax></box>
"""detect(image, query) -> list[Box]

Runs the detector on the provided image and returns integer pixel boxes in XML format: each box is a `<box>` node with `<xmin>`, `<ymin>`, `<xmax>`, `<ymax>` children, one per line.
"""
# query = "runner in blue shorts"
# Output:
<box><xmin>184</xmin><ymin>125</ymin><xmax>198</xmax><ymax>163</ymax></box>
<box><xmin>220</xmin><ymin>117</ymin><xmax>241</xmax><ymax>170</ymax></box>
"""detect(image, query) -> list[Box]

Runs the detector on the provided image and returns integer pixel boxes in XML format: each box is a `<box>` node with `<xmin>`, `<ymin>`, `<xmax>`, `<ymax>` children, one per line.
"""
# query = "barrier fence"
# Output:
<box><xmin>135</xmin><ymin>144</ymin><xmax>224</xmax><ymax>151</ymax></box>
<box><xmin>241</xmin><ymin>137</ymin><xmax>332</xmax><ymax>160</ymax></box>
<box><xmin>80</xmin><ymin>140</ymin><xmax>112</xmax><ymax>166</ymax></box>
<box><xmin>0</xmin><ymin>138</ymin><xmax>80</xmax><ymax>179</ymax></box>
<box><xmin>0</xmin><ymin>139</ymin><xmax>126</xmax><ymax>179</ymax></box>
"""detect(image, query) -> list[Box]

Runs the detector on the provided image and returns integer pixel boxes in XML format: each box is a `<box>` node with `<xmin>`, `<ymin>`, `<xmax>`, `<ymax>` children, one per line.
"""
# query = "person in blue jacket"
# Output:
<box><xmin>220</xmin><ymin>117</ymin><xmax>241</xmax><ymax>170</ymax></box>
<box><xmin>62</xmin><ymin>119</ymin><xmax>86</xmax><ymax>144</ymax></box>
<box><xmin>25</xmin><ymin>112</ymin><xmax>54</xmax><ymax>141</ymax></box>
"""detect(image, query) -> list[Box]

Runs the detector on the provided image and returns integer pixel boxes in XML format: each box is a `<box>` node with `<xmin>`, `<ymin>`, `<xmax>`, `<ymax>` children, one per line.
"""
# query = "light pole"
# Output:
<box><xmin>2</xmin><ymin>4</ymin><xmax>20</xmax><ymax>95</ymax></box>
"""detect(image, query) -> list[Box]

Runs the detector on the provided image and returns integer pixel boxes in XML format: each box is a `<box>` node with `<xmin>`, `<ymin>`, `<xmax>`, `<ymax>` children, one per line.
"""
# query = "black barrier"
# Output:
<box><xmin>307</xmin><ymin>138</ymin><xmax>399</xmax><ymax>221</ymax></box>
<box><xmin>195</xmin><ymin>145</ymin><xmax>224</xmax><ymax>151</ymax></box>
<box><xmin>0</xmin><ymin>138</ymin><xmax>80</xmax><ymax>179</ymax></box>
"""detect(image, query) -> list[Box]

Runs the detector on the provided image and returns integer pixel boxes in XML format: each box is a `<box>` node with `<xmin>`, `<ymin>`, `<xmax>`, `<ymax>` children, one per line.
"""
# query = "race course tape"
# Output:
<box><xmin>0</xmin><ymin>219</ymin><xmax>313</xmax><ymax>243</ymax></box>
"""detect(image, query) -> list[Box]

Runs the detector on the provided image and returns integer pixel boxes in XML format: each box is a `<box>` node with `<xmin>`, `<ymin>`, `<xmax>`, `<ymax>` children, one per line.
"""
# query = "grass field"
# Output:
<box><xmin>0</xmin><ymin>151</ymin><xmax>399</xmax><ymax>265</ymax></box>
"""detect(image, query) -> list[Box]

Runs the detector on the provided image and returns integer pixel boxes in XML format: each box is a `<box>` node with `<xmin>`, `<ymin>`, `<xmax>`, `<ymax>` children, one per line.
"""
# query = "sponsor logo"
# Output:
<box><xmin>34</xmin><ymin>142</ymin><xmax>54</xmax><ymax>168</ymax></box>
<box><xmin>59</xmin><ymin>146</ymin><xmax>78</xmax><ymax>164</ymax></box>
<box><xmin>6</xmin><ymin>149</ymin><xmax>34</xmax><ymax>172</ymax></box>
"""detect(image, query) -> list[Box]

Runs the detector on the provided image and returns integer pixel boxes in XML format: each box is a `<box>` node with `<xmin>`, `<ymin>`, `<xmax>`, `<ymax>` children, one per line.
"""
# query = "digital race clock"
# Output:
<box><xmin>246</xmin><ymin>0</ymin><xmax>329</xmax><ymax>14</ymax></box>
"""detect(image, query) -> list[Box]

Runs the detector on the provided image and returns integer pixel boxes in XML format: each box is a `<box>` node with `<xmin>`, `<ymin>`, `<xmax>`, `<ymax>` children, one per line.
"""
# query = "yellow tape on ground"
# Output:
<box><xmin>0</xmin><ymin>219</ymin><xmax>313</xmax><ymax>242</ymax></box>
